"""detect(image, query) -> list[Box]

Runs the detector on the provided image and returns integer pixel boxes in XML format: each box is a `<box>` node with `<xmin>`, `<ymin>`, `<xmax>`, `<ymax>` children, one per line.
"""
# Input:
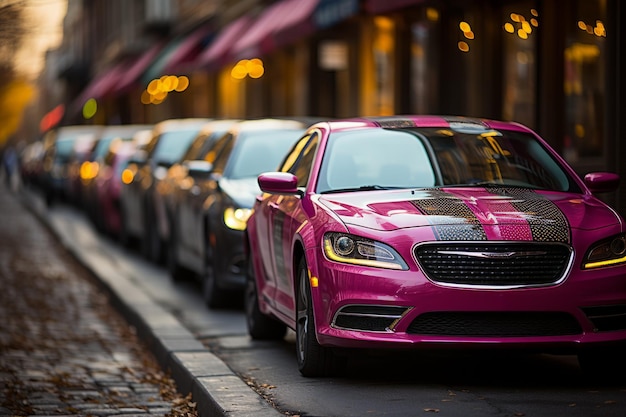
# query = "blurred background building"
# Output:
<box><xmin>28</xmin><ymin>0</ymin><xmax>625</xmax><ymax>214</ymax></box>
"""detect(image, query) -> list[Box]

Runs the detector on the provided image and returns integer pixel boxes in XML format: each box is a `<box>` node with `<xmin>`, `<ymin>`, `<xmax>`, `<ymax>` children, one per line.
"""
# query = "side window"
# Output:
<box><xmin>280</xmin><ymin>131</ymin><xmax>319</xmax><ymax>188</ymax></box>
<box><xmin>203</xmin><ymin>133</ymin><xmax>231</xmax><ymax>165</ymax></box>
<box><xmin>211</xmin><ymin>133</ymin><xmax>235</xmax><ymax>174</ymax></box>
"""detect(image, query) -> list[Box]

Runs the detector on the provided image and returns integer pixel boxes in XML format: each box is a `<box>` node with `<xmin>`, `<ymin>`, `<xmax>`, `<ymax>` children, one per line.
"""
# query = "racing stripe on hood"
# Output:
<box><xmin>486</xmin><ymin>187</ymin><xmax>571</xmax><ymax>243</ymax></box>
<box><xmin>411</xmin><ymin>188</ymin><xmax>571</xmax><ymax>242</ymax></box>
<box><xmin>411</xmin><ymin>189</ymin><xmax>487</xmax><ymax>240</ymax></box>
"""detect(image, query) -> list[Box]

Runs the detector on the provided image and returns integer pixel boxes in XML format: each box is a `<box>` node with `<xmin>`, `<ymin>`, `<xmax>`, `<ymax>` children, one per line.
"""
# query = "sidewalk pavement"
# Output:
<box><xmin>0</xmin><ymin>183</ymin><xmax>283</xmax><ymax>417</ymax></box>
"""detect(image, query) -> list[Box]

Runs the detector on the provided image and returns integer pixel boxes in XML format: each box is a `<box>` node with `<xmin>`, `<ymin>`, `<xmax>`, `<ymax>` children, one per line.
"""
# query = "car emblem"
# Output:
<box><xmin>436</xmin><ymin>250</ymin><xmax>547</xmax><ymax>258</ymax></box>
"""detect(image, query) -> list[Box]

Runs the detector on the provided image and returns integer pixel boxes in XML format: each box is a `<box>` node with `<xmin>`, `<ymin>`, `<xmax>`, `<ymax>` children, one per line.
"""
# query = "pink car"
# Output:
<box><xmin>244</xmin><ymin>115</ymin><xmax>626</xmax><ymax>377</ymax></box>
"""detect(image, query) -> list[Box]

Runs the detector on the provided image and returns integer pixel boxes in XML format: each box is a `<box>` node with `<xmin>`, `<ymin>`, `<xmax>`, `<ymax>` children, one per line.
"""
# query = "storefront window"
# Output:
<box><xmin>563</xmin><ymin>0</ymin><xmax>606</xmax><ymax>163</ymax></box>
<box><xmin>373</xmin><ymin>16</ymin><xmax>395</xmax><ymax>115</ymax></box>
<box><xmin>409</xmin><ymin>7</ymin><xmax>440</xmax><ymax>114</ymax></box>
<box><xmin>502</xmin><ymin>3</ymin><xmax>537</xmax><ymax>129</ymax></box>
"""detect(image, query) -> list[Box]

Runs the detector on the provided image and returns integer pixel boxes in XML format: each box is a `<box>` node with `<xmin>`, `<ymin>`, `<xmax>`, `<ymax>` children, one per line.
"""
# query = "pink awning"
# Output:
<box><xmin>112</xmin><ymin>42</ymin><xmax>165</xmax><ymax>94</ymax></box>
<box><xmin>364</xmin><ymin>0</ymin><xmax>425</xmax><ymax>14</ymax></box>
<box><xmin>195</xmin><ymin>15</ymin><xmax>253</xmax><ymax>71</ymax></box>
<box><xmin>229</xmin><ymin>0</ymin><xmax>321</xmax><ymax>60</ymax></box>
<box><xmin>163</xmin><ymin>24</ymin><xmax>214</xmax><ymax>74</ymax></box>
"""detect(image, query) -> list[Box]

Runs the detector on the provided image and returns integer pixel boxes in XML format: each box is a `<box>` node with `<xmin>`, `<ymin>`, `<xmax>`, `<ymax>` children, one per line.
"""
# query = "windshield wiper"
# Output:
<box><xmin>322</xmin><ymin>185</ymin><xmax>401</xmax><ymax>194</ymax></box>
<box><xmin>441</xmin><ymin>181</ymin><xmax>540</xmax><ymax>189</ymax></box>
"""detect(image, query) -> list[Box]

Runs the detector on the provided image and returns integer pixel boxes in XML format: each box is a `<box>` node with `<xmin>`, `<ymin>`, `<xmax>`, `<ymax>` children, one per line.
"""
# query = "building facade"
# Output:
<box><xmin>43</xmin><ymin>0</ymin><xmax>624</xmax><ymax>215</ymax></box>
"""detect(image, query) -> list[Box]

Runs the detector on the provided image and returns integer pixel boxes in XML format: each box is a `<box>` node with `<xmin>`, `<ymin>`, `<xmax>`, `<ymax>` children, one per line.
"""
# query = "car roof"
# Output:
<box><xmin>317</xmin><ymin>115</ymin><xmax>533</xmax><ymax>134</ymax></box>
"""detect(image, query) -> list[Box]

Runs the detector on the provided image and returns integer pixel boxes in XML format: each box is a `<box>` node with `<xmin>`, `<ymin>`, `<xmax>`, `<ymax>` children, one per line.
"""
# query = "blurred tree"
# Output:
<box><xmin>0</xmin><ymin>1</ymin><xmax>29</xmax><ymax>147</ymax></box>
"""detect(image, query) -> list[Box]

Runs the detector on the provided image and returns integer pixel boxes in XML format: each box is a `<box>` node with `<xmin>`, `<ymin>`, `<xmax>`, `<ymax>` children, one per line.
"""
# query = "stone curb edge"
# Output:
<box><xmin>18</xmin><ymin>190</ymin><xmax>283</xmax><ymax>417</ymax></box>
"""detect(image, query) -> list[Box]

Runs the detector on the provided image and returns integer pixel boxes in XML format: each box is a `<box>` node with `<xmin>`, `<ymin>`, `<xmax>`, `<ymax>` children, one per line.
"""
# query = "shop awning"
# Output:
<box><xmin>70</xmin><ymin>61</ymin><xmax>128</xmax><ymax>114</ymax></box>
<box><xmin>313</xmin><ymin>0</ymin><xmax>360</xmax><ymax>29</ymax></box>
<box><xmin>194</xmin><ymin>15</ymin><xmax>253</xmax><ymax>71</ymax></box>
<box><xmin>364</xmin><ymin>0</ymin><xmax>425</xmax><ymax>14</ymax></box>
<box><xmin>230</xmin><ymin>0</ymin><xmax>296</xmax><ymax>60</ymax></box>
<box><xmin>112</xmin><ymin>41</ymin><xmax>166</xmax><ymax>94</ymax></box>
<box><xmin>164</xmin><ymin>24</ymin><xmax>214</xmax><ymax>74</ymax></box>
<box><xmin>265</xmin><ymin>0</ymin><xmax>320</xmax><ymax>50</ymax></box>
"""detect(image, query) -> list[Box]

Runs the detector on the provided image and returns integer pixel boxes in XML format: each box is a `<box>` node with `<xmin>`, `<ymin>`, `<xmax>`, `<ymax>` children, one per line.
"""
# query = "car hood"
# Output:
<box><xmin>317</xmin><ymin>187</ymin><xmax>621</xmax><ymax>242</ymax></box>
<box><xmin>219</xmin><ymin>177</ymin><xmax>261</xmax><ymax>207</ymax></box>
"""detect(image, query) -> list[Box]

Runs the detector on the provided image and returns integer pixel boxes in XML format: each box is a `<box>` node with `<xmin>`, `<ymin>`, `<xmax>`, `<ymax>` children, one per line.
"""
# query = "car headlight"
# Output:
<box><xmin>583</xmin><ymin>234</ymin><xmax>626</xmax><ymax>269</ymax></box>
<box><xmin>224</xmin><ymin>207</ymin><xmax>253</xmax><ymax>231</ymax></box>
<box><xmin>323</xmin><ymin>232</ymin><xmax>408</xmax><ymax>270</ymax></box>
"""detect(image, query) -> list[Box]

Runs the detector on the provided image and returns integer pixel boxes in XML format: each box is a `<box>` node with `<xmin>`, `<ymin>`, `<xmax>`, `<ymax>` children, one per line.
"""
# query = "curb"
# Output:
<box><xmin>18</xmin><ymin>189</ymin><xmax>283</xmax><ymax>417</ymax></box>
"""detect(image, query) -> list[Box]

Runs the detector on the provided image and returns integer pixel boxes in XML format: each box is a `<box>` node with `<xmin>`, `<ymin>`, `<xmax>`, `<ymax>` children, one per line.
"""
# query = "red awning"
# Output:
<box><xmin>112</xmin><ymin>41</ymin><xmax>165</xmax><ymax>94</ymax></box>
<box><xmin>163</xmin><ymin>24</ymin><xmax>214</xmax><ymax>74</ymax></box>
<box><xmin>364</xmin><ymin>0</ymin><xmax>425</xmax><ymax>14</ymax></box>
<box><xmin>271</xmin><ymin>0</ymin><xmax>320</xmax><ymax>49</ymax></box>
<box><xmin>229</xmin><ymin>0</ymin><xmax>322</xmax><ymax>60</ymax></box>
<box><xmin>195</xmin><ymin>15</ymin><xmax>253</xmax><ymax>71</ymax></box>
<box><xmin>70</xmin><ymin>61</ymin><xmax>128</xmax><ymax>114</ymax></box>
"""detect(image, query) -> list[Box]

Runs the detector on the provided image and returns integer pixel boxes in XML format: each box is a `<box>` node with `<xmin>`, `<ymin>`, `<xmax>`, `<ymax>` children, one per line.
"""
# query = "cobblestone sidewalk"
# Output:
<box><xmin>0</xmin><ymin>184</ymin><xmax>198</xmax><ymax>416</ymax></box>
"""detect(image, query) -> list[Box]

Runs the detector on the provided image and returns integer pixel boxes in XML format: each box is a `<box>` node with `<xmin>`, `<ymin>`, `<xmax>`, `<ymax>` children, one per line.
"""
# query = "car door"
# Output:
<box><xmin>265</xmin><ymin>132</ymin><xmax>320</xmax><ymax>316</ymax></box>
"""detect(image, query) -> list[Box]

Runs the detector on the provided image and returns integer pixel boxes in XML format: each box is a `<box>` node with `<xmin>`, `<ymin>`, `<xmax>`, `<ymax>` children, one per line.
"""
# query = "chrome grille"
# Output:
<box><xmin>415</xmin><ymin>242</ymin><xmax>572</xmax><ymax>287</ymax></box>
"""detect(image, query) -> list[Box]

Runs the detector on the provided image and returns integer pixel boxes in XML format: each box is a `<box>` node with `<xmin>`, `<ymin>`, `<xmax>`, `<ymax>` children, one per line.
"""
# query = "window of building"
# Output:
<box><xmin>409</xmin><ymin>7</ymin><xmax>441</xmax><ymax>114</ymax></box>
<box><xmin>501</xmin><ymin>3</ymin><xmax>538</xmax><ymax>129</ymax></box>
<box><xmin>563</xmin><ymin>0</ymin><xmax>606</xmax><ymax>164</ymax></box>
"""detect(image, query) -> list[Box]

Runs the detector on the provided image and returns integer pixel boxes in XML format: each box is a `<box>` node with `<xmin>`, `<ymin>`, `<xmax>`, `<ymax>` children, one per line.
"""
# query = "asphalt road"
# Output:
<box><xmin>20</xmin><ymin>185</ymin><xmax>626</xmax><ymax>417</ymax></box>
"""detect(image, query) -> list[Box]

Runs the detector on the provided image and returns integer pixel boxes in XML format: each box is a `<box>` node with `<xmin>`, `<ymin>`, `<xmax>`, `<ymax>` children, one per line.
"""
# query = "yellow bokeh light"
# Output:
<box><xmin>531</xmin><ymin>18</ymin><xmax>539</xmax><ymax>27</ymax></box>
<box><xmin>464</xmin><ymin>30</ymin><xmax>474</xmax><ymax>40</ymax></box>
<box><xmin>578</xmin><ymin>21</ymin><xmax>587</xmax><ymax>31</ymax></box>
<box><xmin>511</xmin><ymin>13</ymin><xmax>520</xmax><ymax>22</ymax></box>
<box><xmin>459</xmin><ymin>21</ymin><xmax>471</xmax><ymax>32</ymax></box>
<box><xmin>147</xmin><ymin>79</ymin><xmax>160</xmax><ymax>95</ymax></box>
<box><xmin>522</xmin><ymin>21</ymin><xmax>532</xmax><ymax>33</ymax></box>
<box><xmin>531</xmin><ymin>8</ymin><xmax>538</xmax><ymax>17</ymax></box>
<box><xmin>458</xmin><ymin>41</ymin><xmax>469</xmax><ymax>52</ymax></box>
<box><xmin>426</xmin><ymin>7</ymin><xmax>439</xmax><ymax>22</ymax></box>
<box><xmin>504</xmin><ymin>23</ymin><xmax>514</xmax><ymax>33</ymax></box>
<box><xmin>82</xmin><ymin>98</ymin><xmax>97</xmax><ymax>119</ymax></box>
<box><xmin>121</xmin><ymin>169</ymin><xmax>134</xmax><ymax>184</ymax></box>
<box><xmin>141</xmin><ymin>90</ymin><xmax>151</xmax><ymax>104</ymax></box>
<box><xmin>517</xmin><ymin>29</ymin><xmax>528</xmax><ymax>39</ymax></box>
<box><xmin>175</xmin><ymin>76</ymin><xmax>189</xmax><ymax>92</ymax></box>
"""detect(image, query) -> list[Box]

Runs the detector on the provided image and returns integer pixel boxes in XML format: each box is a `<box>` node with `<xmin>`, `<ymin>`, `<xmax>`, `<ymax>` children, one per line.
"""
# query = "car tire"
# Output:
<box><xmin>202</xmin><ymin>239</ymin><xmax>229</xmax><ymax>309</ymax></box>
<box><xmin>245</xmin><ymin>256</ymin><xmax>286</xmax><ymax>340</ymax></box>
<box><xmin>295</xmin><ymin>257</ymin><xmax>344</xmax><ymax>377</ymax></box>
<box><xmin>167</xmin><ymin>223</ymin><xmax>188</xmax><ymax>282</ymax></box>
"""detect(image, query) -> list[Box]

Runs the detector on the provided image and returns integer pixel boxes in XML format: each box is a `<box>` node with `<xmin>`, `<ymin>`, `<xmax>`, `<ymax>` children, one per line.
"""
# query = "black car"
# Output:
<box><xmin>167</xmin><ymin>118</ymin><xmax>311</xmax><ymax>308</ymax></box>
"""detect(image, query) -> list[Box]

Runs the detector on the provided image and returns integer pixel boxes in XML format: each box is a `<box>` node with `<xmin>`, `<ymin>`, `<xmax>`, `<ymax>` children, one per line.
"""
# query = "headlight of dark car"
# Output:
<box><xmin>223</xmin><ymin>207</ymin><xmax>253</xmax><ymax>231</ymax></box>
<box><xmin>323</xmin><ymin>232</ymin><xmax>408</xmax><ymax>270</ymax></box>
<box><xmin>583</xmin><ymin>233</ymin><xmax>626</xmax><ymax>269</ymax></box>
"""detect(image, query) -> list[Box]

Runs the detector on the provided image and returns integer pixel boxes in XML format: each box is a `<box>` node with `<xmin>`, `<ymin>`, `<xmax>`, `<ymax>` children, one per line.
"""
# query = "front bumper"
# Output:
<box><xmin>310</xmin><ymin>256</ymin><xmax>626</xmax><ymax>351</ymax></box>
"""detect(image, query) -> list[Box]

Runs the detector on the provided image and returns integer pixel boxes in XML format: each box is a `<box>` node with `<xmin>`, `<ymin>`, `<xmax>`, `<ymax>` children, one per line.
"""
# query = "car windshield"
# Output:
<box><xmin>317</xmin><ymin>127</ymin><xmax>577</xmax><ymax>194</ymax></box>
<box><xmin>226</xmin><ymin>130</ymin><xmax>302</xmax><ymax>179</ymax></box>
<box><xmin>152</xmin><ymin>129</ymin><xmax>200</xmax><ymax>165</ymax></box>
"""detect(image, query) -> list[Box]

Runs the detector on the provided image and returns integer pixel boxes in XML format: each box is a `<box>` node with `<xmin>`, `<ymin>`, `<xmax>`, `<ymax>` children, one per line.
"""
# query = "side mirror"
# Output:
<box><xmin>184</xmin><ymin>160</ymin><xmax>213</xmax><ymax>178</ymax></box>
<box><xmin>584</xmin><ymin>172</ymin><xmax>620</xmax><ymax>194</ymax></box>
<box><xmin>258</xmin><ymin>172</ymin><xmax>299</xmax><ymax>194</ymax></box>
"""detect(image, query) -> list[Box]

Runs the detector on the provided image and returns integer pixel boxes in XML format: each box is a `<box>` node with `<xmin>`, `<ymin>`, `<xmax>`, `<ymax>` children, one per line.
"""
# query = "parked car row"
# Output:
<box><xmin>19</xmin><ymin>117</ymin><xmax>314</xmax><ymax>309</ymax></box>
<box><xmin>18</xmin><ymin>115</ymin><xmax>626</xmax><ymax>379</ymax></box>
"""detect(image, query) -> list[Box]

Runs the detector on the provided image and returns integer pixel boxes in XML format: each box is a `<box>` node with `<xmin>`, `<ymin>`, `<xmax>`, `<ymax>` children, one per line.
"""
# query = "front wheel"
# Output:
<box><xmin>295</xmin><ymin>257</ymin><xmax>345</xmax><ymax>377</ymax></box>
<box><xmin>245</xmin><ymin>256</ymin><xmax>286</xmax><ymax>340</ymax></box>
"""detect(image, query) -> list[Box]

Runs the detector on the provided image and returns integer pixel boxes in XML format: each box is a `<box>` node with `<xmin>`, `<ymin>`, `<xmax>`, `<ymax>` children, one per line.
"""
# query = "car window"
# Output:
<box><xmin>225</xmin><ymin>129</ymin><xmax>303</xmax><ymax>179</ymax></box>
<box><xmin>318</xmin><ymin>129</ymin><xmax>436</xmax><ymax>193</ymax></box>
<box><xmin>152</xmin><ymin>129</ymin><xmax>200</xmax><ymax>165</ymax></box>
<box><xmin>421</xmin><ymin>128</ymin><xmax>575</xmax><ymax>191</ymax></box>
<box><xmin>280</xmin><ymin>132</ymin><xmax>318</xmax><ymax>188</ymax></box>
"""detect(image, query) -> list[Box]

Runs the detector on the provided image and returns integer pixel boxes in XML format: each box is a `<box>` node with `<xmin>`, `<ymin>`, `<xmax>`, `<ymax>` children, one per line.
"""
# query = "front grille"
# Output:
<box><xmin>582</xmin><ymin>305</ymin><xmax>626</xmax><ymax>332</ymax></box>
<box><xmin>415</xmin><ymin>242</ymin><xmax>572</xmax><ymax>287</ymax></box>
<box><xmin>332</xmin><ymin>305</ymin><xmax>409</xmax><ymax>332</ymax></box>
<box><xmin>407</xmin><ymin>312</ymin><xmax>582</xmax><ymax>336</ymax></box>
